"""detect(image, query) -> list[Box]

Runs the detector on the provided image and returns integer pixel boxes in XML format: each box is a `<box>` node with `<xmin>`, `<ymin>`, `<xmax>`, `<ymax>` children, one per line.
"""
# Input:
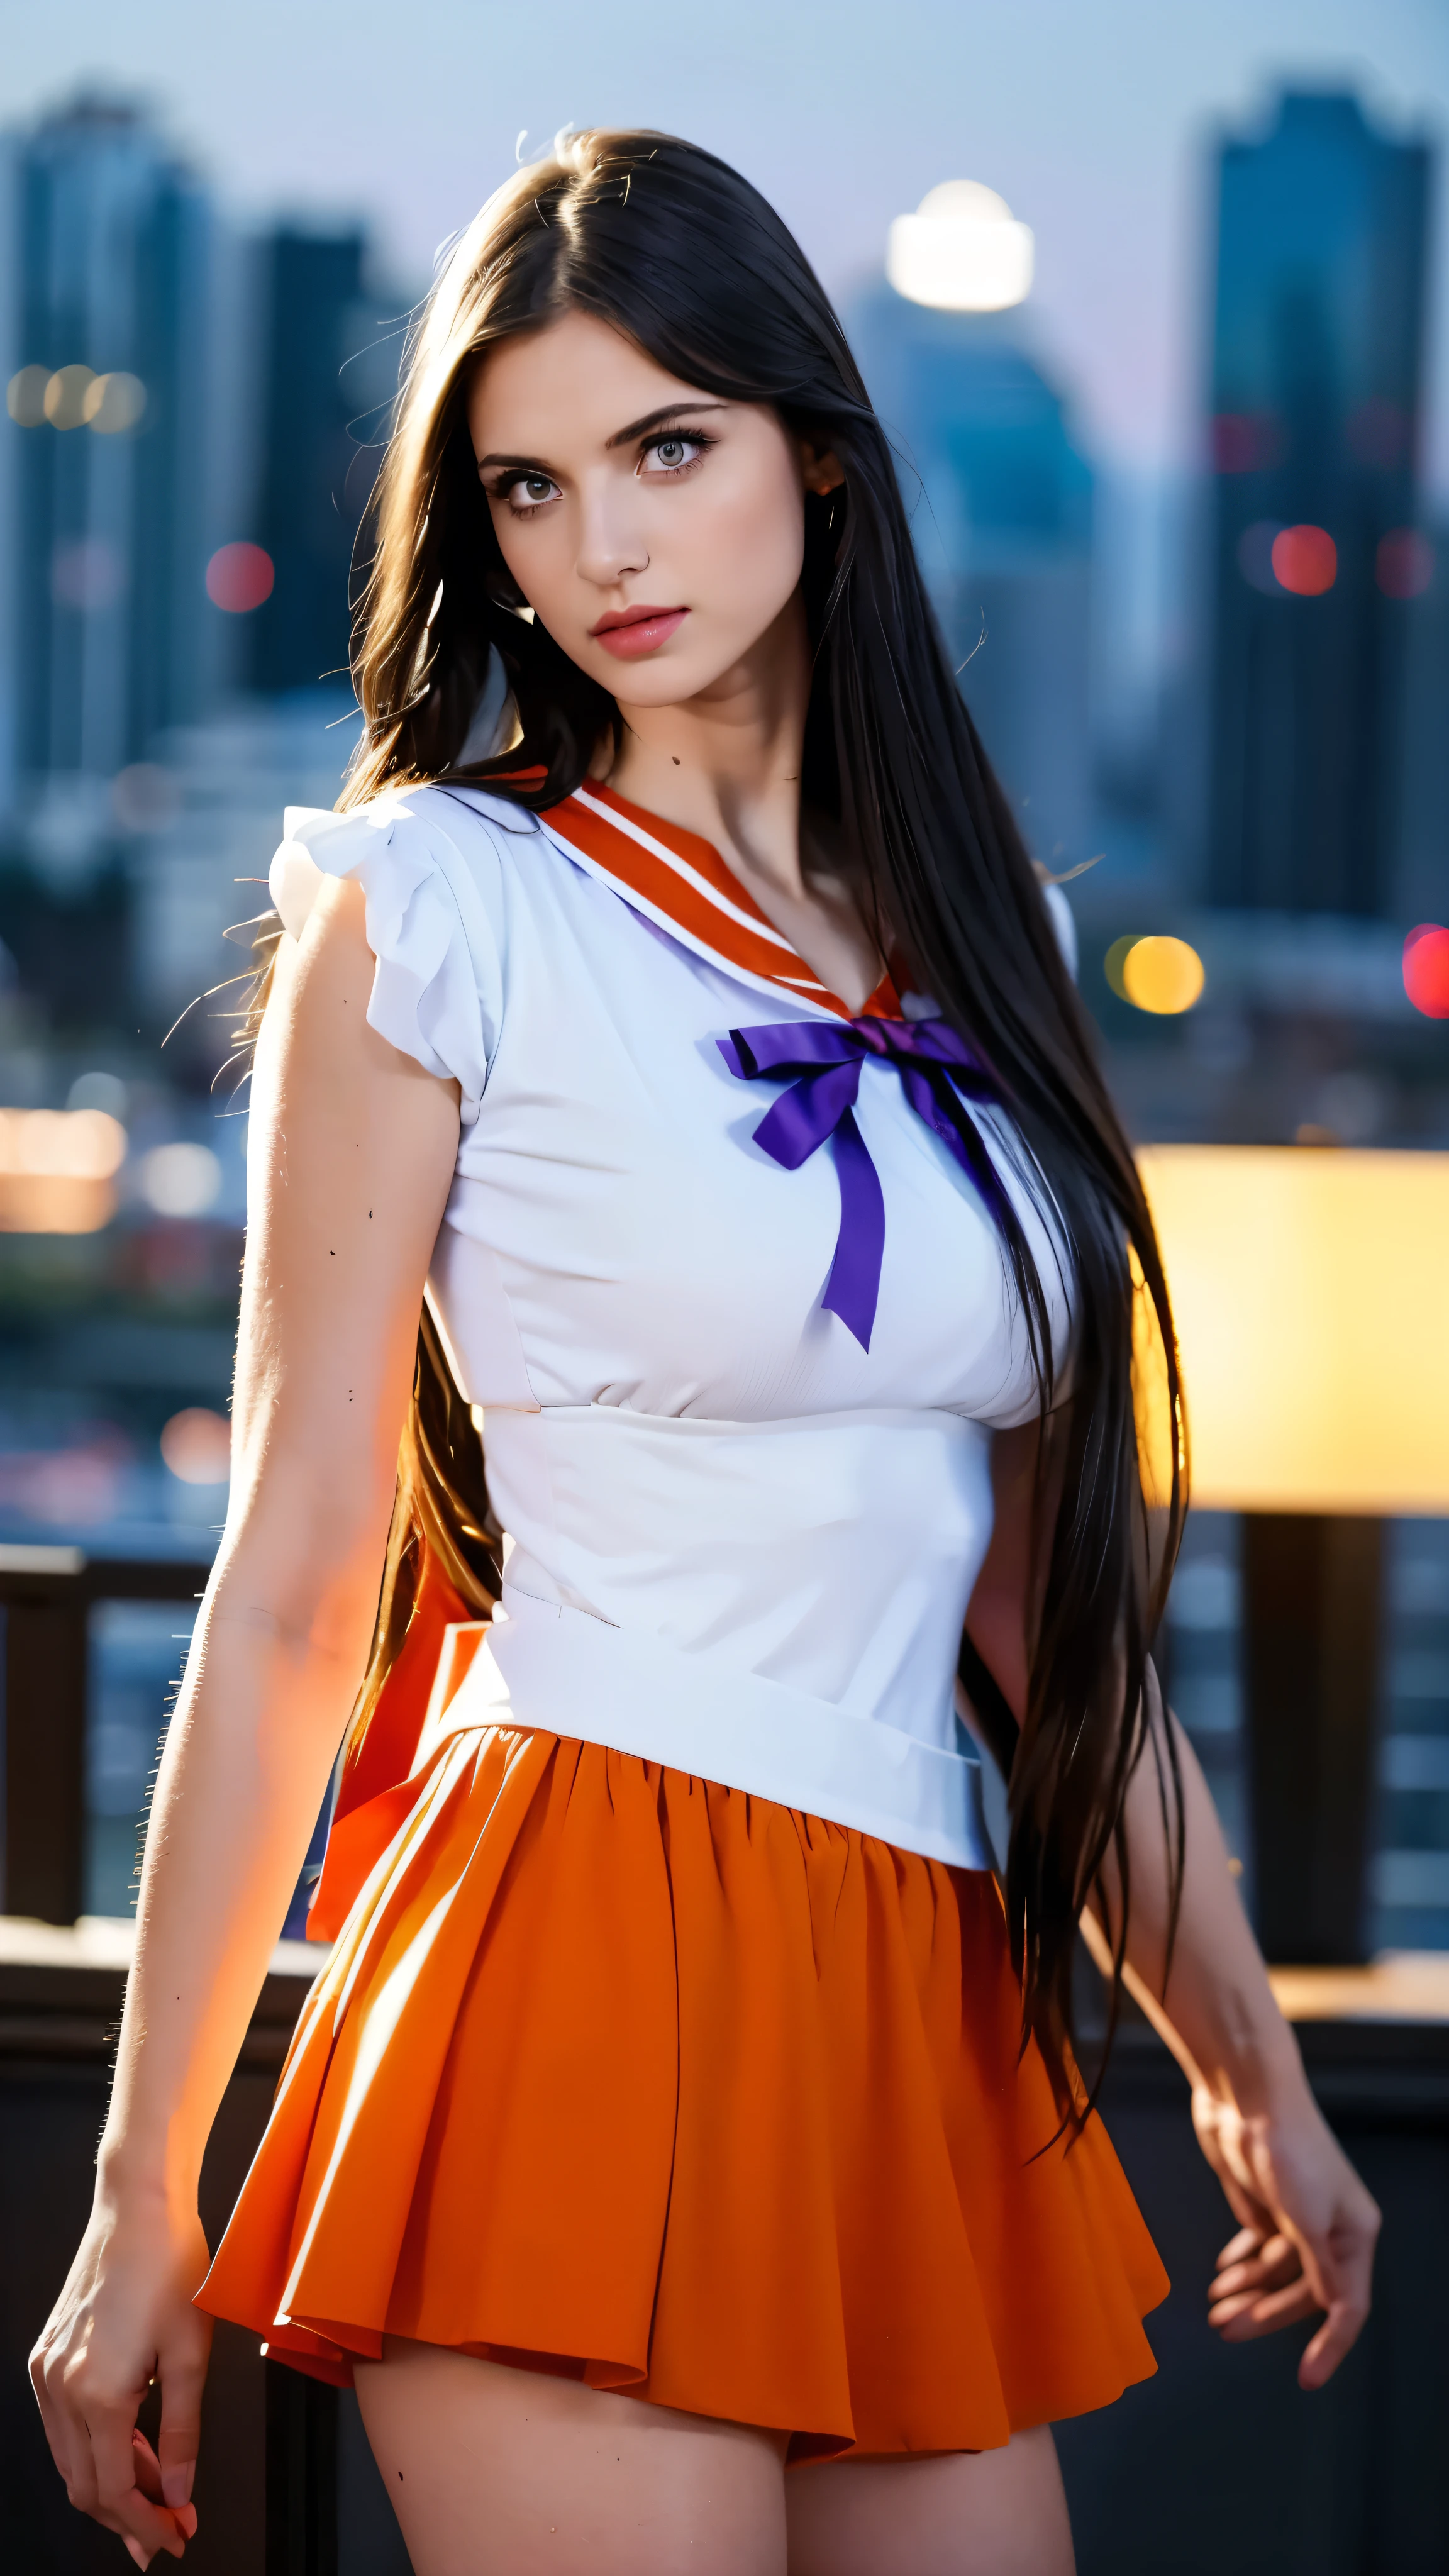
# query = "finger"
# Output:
<box><xmin>1210</xmin><ymin>2168</ymin><xmax>1279</xmax><ymax>2241</ymax></box>
<box><xmin>1210</xmin><ymin>2234</ymin><xmax>1302</xmax><ymax>2301</ymax></box>
<box><xmin>157</xmin><ymin>2345</ymin><xmax>208</xmax><ymax>2519</ymax></box>
<box><xmin>91</xmin><ymin>2413</ymin><xmax>186</xmax><ymax>2561</ymax></box>
<box><xmin>1295</xmin><ymin>2231</ymin><xmax>1375</xmax><ymax>2389</ymax></box>
<box><xmin>1216</xmin><ymin>2224</ymin><xmax>1265</xmax><ymax>2270</ymax></box>
<box><xmin>1300</xmin><ymin>2292</ymin><xmax>1371</xmax><ymax>2389</ymax></box>
<box><xmin>135</xmin><ymin>2431</ymin><xmax>197</xmax><ymax>2542</ymax></box>
<box><xmin>1211</xmin><ymin>2278</ymin><xmax>1320</xmax><ymax>2338</ymax></box>
<box><xmin>133</xmin><ymin>2429</ymin><xmax>166</xmax><ymax>2502</ymax></box>
<box><xmin>30</xmin><ymin>2346</ymin><xmax>81</xmax><ymax>2494</ymax></box>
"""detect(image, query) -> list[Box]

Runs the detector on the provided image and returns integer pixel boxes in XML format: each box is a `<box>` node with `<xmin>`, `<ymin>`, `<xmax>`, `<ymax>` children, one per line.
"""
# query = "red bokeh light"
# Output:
<box><xmin>1271</xmin><ymin>525</ymin><xmax>1337</xmax><ymax>597</ymax></box>
<box><xmin>1404</xmin><ymin>924</ymin><xmax>1449</xmax><ymax>1019</ymax></box>
<box><xmin>206</xmin><ymin>541</ymin><xmax>274</xmax><ymax>613</ymax></box>
<box><xmin>1211</xmin><ymin>411</ymin><xmax>1282</xmax><ymax>474</ymax></box>
<box><xmin>1376</xmin><ymin>530</ymin><xmax>1434</xmax><ymax>600</ymax></box>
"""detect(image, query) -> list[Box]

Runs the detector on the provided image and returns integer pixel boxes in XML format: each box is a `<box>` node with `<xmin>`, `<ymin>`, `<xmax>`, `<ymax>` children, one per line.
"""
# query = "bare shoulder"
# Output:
<box><xmin>262</xmin><ymin>872</ymin><xmax>457</xmax><ymax>1114</ymax></box>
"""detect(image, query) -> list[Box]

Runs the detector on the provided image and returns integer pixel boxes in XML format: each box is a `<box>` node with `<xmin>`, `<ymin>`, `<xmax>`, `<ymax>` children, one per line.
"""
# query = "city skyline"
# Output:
<box><xmin>3</xmin><ymin>0</ymin><xmax>1445</xmax><ymax>487</ymax></box>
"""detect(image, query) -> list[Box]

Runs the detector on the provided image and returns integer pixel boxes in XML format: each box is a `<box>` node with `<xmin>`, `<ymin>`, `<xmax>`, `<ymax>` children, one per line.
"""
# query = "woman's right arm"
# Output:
<box><xmin>967</xmin><ymin>1419</ymin><xmax>1379</xmax><ymax>2390</ymax></box>
<box><xmin>30</xmin><ymin>874</ymin><xmax>462</xmax><ymax>2567</ymax></box>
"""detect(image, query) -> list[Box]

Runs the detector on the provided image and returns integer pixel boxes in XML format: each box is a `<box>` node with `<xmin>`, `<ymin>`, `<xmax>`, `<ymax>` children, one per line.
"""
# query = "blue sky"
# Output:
<box><xmin>4</xmin><ymin>0</ymin><xmax>1446</xmax><ymax>482</ymax></box>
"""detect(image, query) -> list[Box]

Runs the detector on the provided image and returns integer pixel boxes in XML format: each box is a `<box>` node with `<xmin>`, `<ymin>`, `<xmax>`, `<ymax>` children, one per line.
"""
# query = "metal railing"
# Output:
<box><xmin>0</xmin><ymin>1541</ymin><xmax>213</xmax><ymax>1924</ymax></box>
<box><xmin>4</xmin><ymin>1546</ymin><xmax>1448</xmax><ymax>2570</ymax></box>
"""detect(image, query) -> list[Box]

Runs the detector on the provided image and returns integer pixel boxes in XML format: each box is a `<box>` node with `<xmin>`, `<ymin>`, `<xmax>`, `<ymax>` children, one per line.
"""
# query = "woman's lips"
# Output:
<box><xmin>591</xmin><ymin>607</ymin><xmax>688</xmax><ymax>660</ymax></box>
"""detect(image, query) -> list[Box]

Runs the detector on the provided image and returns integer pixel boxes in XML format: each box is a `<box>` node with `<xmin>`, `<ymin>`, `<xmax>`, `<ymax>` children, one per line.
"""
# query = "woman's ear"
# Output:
<box><xmin>799</xmin><ymin>438</ymin><xmax>846</xmax><ymax>497</ymax></box>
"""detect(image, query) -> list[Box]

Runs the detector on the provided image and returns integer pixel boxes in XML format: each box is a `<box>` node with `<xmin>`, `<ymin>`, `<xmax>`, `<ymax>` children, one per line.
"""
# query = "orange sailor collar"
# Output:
<box><xmin>538</xmin><ymin>778</ymin><xmax>901</xmax><ymax>1021</ymax></box>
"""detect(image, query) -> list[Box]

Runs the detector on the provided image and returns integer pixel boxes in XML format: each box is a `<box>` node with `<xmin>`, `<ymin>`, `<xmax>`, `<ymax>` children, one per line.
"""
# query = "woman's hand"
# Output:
<box><xmin>1191</xmin><ymin>2078</ymin><xmax>1380</xmax><ymax>2388</ymax></box>
<box><xmin>30</xmin><ymin>2187</ymin><xmax>212</xmax><ymax>2568</ymax></box>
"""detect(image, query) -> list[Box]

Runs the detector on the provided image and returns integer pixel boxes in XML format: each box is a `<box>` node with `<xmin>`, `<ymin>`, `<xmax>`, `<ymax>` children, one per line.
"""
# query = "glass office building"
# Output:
<box><xmin>848</xmin><ymin>286</ymin><xmax>1094</xmax><ymax>875</ymax></box>
<box><xmin>6</xmin><ymin>96</ymin><xmax>213</xmax><ymax>789</ymax></box>
<box><xmin>1205</xmin><ymin>91</ymin><xmax>1430</xmax><ymax>916</ymax></box>
<box><xmin>245</xmin><ymin>226</ymin><xmax>387</xmax><ymax>699</ymax></box>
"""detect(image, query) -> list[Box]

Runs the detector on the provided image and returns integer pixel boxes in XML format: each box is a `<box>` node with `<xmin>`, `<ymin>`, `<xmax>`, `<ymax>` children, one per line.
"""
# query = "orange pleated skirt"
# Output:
<box><xmin>198</xmin><ymin>1723</ymin><xmax>1168</xmax><ymax>2459</ymax></box>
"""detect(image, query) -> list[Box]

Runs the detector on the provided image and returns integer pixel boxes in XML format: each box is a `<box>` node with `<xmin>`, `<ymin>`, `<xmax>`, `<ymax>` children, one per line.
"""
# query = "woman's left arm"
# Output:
<box><xmin>965</xmin><ymin>1421</ymin><xmax>1380</xmax><ymax>2390</ymax></box>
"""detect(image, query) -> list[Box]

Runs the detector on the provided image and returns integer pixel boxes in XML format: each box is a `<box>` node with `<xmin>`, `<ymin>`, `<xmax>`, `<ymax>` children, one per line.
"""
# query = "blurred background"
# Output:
<box><xmin>1</xmin><ymin>8</ymin><xmax>1448</xmax><ymax>2571</ymax></box>
<box><xmin>0</xmin><ymin>7</ymin><xmax>1444</xmax><ymax>1950</ymax></box>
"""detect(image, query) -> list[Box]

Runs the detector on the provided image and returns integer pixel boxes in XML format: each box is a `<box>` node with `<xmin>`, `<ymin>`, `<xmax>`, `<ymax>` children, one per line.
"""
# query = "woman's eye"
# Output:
<box><xmin>496</xmin><ymin>472</ymin><xmax>560</xmax><ymax>513</ymax></box>
<box><xmin>640</xmin><ymin>434</ymin><xmax>707</xmax><ymax>476</ymax></box>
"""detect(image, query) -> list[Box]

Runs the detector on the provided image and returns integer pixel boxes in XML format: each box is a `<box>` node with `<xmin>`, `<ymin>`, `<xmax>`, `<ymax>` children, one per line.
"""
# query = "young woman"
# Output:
<box><xmin>33</xmin><ymin>130</ymin><xmax>1378</xmax><ymax>2576</ymax></box>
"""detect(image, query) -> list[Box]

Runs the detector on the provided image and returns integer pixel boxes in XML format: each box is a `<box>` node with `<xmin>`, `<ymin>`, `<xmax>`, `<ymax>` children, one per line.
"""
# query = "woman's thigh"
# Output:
<box><xmin>785</xmin><ymin>2428</ymin><xmax>1075</xmax><ymax>2576</ymax></box>
<box><xmin>354</xmin><ymin>2338</ymin><xmax>790</xmax><ymax>2576</ymax></box>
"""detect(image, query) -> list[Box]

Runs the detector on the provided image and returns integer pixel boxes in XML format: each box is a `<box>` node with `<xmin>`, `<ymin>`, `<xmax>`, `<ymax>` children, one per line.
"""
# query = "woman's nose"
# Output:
<box><xmin>574</xmin><ymin>480</ymin><xmax>649</xmax><ymax>590</ymax></box>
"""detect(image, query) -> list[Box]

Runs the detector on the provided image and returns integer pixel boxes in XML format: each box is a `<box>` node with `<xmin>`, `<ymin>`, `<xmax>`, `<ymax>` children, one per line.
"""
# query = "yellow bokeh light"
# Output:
<box><xmin>1104</xmin><ymin>933</ymin><xmax>1142</xmax><ymax>1000</ymax></box>
<box><xmin>83</xmin><ymin>371</ymin><xmax>147</xmax><ymax>434</ymax></box>
<box><xmin>43</xmin><ymin>365</ymin><xmax>96</xmax><ymax>430</ymax></box>
<box><xmin>1121</xmin><ymin>935</ymin><xmax>1205</xmax><ymax>1015</ymax></box>
<box><xmin>6</xmin><ymin>365</ymin><xmax>50</xmax><ymax>426</ymax></box>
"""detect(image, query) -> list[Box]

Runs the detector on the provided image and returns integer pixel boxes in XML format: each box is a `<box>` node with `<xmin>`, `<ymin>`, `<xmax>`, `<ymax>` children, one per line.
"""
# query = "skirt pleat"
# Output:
<box><xmin>198</xmin><ymin>1728</ymin><xmax>1168</xmax><ymax>2458</ymax></box>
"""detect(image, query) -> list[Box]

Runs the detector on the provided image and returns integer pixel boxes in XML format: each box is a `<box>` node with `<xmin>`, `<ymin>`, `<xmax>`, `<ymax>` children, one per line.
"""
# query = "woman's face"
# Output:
<box><xmin>467</xmin><ymin>309</ymin><xmax>837</xmax><ymax>704</ymax></box>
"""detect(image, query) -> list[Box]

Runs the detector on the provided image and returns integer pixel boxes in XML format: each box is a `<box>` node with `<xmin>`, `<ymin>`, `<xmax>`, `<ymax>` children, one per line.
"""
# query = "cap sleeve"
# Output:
<box><xmin>268</xmin><ymin>794</ymin><xmax>500</xmax><ymax>1125</ymax></box>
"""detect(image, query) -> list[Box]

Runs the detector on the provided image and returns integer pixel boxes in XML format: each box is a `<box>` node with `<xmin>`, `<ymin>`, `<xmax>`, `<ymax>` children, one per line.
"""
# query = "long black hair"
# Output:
<box><xmin>340</xmin><ymin>127</ymin><xmax>1186</xmax><ymax>2116</ymax></box>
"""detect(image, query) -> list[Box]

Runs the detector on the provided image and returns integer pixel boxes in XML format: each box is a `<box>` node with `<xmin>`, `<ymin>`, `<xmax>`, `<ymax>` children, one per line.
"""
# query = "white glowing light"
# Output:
<box><xmin>887</xmin><ymin>180</ymin><xmax>1035</xmax><ymax>313</ymax></box>
<box><xmin>140</xmin><ymin>1141</ymin><xmax>222</xmax><ymax>1218</ymax></box>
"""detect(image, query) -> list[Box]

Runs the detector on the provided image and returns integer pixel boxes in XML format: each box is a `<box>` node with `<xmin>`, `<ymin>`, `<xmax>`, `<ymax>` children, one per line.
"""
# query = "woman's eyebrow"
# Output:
<box><xmin>477</xmin><ymin>400</ymin><xmax>729</xmax><ymax>475</ymax></box>
<box><xmin>476</xmin><ymin>449</ymin><xmax>553</xmax><ymax>472</ymax></box>
<box><xmin>605</xmin><ymin>399</ymin><xmax>729</xmax><ymax>449</ymax></box>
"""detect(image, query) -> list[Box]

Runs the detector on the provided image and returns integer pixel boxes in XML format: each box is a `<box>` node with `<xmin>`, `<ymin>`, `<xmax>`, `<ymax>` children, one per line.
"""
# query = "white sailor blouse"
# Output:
<box><xmin>268</xmin><ymin>780</ymin><xmax>1073</xmax><ymax>1870</ymax></box>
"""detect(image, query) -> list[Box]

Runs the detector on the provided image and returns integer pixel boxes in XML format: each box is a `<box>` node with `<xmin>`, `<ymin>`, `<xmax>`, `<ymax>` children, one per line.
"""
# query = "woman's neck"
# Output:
<box><xmin>602</xmin><ymin>595</ymin><xmax>885</xmax><ymax>1013</ymax></box>
<box><xmin>604</xmin><ymin>591</ymin><xmax>813</xmax><ymax>904</ymax></box>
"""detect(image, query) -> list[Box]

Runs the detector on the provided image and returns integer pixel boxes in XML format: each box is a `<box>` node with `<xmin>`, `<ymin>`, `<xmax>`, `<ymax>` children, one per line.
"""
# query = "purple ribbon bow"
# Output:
<box><xmin>718</xmin><ymin>1014</ymin><xmax>1011</xmax><ymax>1352</ymax></box>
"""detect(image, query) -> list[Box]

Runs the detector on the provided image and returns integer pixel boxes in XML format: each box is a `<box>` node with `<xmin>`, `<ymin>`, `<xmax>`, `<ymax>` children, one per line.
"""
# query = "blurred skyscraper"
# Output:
<box><xmin>1204</xmin><ymin>90</ymin><xmax>1431</xmax><ymax>917</ymax></box>
<box><xmin>849</xmin><ymin>287</ymin><xmax>1094</xmax><ymax>873</ymax></box>
<box><xmin>3</xmin><ymin>95</ymin><xmax>214</xmax><ymax>799</ymax></box>
<box><xmin>245</xmin><ymin>226</ymin><xmax>396</xmax><ymax>697</ymax></box>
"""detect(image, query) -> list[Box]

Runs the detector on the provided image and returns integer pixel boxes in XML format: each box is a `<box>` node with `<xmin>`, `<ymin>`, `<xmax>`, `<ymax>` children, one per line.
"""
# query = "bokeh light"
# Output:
<box><xmin>206</xmin><ymin>541</ymin><xmax>274</xmax><ymax>613</ymax></box>
<box><xmin>52</xmin><ymin>536</ymin><xmax>125</xmax><ymax>613</ymax></box>
<box><xmin>111</xmin><ymin>762</ymin><xmax>180</xmax><ymax>831</ymax></box>
<box><xmin>4</xmin><ymin>364</ymin><xmax>145</xmax><ymax>431</ymax></box>
<box><xmin>160</xmin><ymin>1407</ymin><xmax>231</xmax><ymax>1485</ymax></box>
<box><xmin>1121</xmin><ymin>935</ymin><xmax>1206</xmax><ymax>1015</ymax></box>
<box><xmin>1376</xmin><ymin>529</ymin><xmax>1433</xmax><ymax>599</ymax></box>
<box><xmin>1270</xmin><ymin>524</ymin><xmax>1337</xmax><ymax>596</ymax></box>
<box><xmin>887</xmin><ymin>182</ymin><xmax>1035</xmax><ymax>312</ymax></box>
<box><xmin>6</xmin><ymin>364</ymin><xmax>50</xmax><ymax>426</ymax></box>
<box><xmin>1236</xmin><ymin>521</ymin><xmax>1282</xmax><ymax>594</ymax></box>
<box><xmin>0</xmin><ymin>1106</ymin><xmax>126</xmax><ymax>1232</ymax></box>
<box><xmin>67</xmin><ymin>1070</ymin><xmax>129</xmax><ymax>1119</ymax></box>
<box><xmin>1404</xmin><ymin>924</ymin><xmax>1449</xmax><ymax>1019</ymax></box>
<box><xmin>0</xmin><ymin>1108</ymin><xmax>127</xmax><ymax>1179</ymax></box>
<box><xmin>1211</xmin><ymin>412</ymin><xmax>1282</xmax><ymax>473</ymax></box>
<box><xmin>1104</xmin><ymin>933</ymin><xmax>1143</xmax><ymax>1000</ymax></box>
<box><xmin>82</xmin><ymin>370</ymin><xmax>146</xmax><ymax>433</ymax></box>
<box><xmin>140</xmin><ymin>1141</ymin><xmax>223</xmax><ymax>1218</ymax></box>
<box><xmin>43</xmin><ymin>364</ymin><xmax>96</xmax><ymax>430</ymax></box>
